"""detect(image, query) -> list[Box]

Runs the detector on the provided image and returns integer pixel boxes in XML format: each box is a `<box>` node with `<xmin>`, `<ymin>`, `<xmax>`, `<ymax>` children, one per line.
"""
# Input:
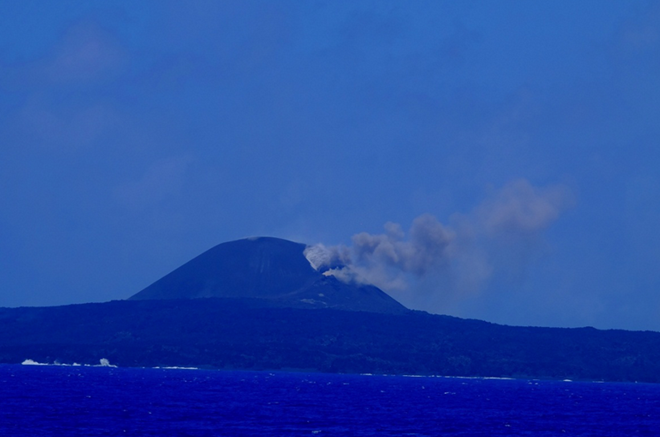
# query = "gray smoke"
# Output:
<box><xmin>475</xmin><ymin>179</ymin><xmax>572</xmax><ymax>235</ymax></box>
<box><xmin>304</xmin><ymin>179</ymin><xmax>573</xmax><ymax>299</ymax></box>
<box><xmin>303</xmin><ymin>243</ymin><xmax>350</xmax><ymax>271</ymax></box>
<box><xmin>305</xmin><ymin>214</ymin><xmax>454</xmax><ymax>291</ymax></box>
<box><xmin>352</xmin><ymin>215</ymin><xmax>454</xmax><ymax>276</ymax></box>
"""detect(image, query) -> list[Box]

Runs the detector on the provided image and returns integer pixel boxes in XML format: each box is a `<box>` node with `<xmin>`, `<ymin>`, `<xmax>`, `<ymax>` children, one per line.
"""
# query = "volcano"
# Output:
<box><xmin>2</xmin><ymin>236</ymin><xmax>660</xmax><ymax>382</ymax></box>
<box><xmin>129</xmin><ymin>237</ymin><xmax>407</xmax><ymax>314</ymax></box>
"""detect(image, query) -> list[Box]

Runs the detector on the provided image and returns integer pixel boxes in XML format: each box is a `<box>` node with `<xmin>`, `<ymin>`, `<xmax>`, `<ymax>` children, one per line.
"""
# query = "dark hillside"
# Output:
<box><xmin>1</xmin><ymin>298</ymin><xmax>659</xmax><ymax>383</ymax></box>
<box><xmin>130</xmin><ymin>238</ymin><xmax>320</xmax><ymax>300</ymax></box>
<box><xmin>129</xmin><ymin>237</ymin><xmax>407</xmax><ymax>314</ymax></box>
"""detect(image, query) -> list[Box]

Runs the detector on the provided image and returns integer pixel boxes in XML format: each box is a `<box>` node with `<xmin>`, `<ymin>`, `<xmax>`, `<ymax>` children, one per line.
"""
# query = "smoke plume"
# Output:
<box><xmin>304</xmin><ymin>179</ymin><xmax>573</xmax><ymax>300</ymax></box>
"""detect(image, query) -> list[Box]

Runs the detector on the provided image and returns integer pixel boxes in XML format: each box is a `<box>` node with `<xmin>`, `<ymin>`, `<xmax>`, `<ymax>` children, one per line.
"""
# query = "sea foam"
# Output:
<box><xmin>21</xmin><ymin>358</ymin><xmax>116</xmax><ymax>368</ymax></box>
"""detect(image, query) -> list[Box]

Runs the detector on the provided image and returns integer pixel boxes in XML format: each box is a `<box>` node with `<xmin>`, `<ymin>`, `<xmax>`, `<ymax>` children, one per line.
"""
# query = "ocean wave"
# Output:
<box><xmin>21</xmin><ymin>358</ymin><xmax>116</xmax><ymax>368</ymax></box>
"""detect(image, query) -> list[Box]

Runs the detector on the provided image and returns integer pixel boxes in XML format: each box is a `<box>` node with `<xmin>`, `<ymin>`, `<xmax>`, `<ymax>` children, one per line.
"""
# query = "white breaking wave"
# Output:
<box><xmin>21</xmin><ymin>359</ymin><xmax>47</xmax><ymax>366</ymax></box>
<box><xmin>21</xmin><ymin>358</ymin><xmax>116</xmax><ymax>368</ymax></box>
<box><xmin>98</xmin><ymin>358</ymin><xmax>114</xmax><ymax>367</ymax></box>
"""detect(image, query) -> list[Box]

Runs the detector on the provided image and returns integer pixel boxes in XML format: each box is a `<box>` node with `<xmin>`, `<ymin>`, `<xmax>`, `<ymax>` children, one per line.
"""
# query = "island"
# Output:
<box><xmin>1</xmin><ymin>237</ymin><xmax>659</xmax><ymax>383</ymax></box>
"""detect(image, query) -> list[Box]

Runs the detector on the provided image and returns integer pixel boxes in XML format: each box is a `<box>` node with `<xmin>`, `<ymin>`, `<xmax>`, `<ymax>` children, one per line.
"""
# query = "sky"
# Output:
<box><xmin>1</xmin><ymin>1</ymin><xmax>659</xmax><ymax>331</ymax></box>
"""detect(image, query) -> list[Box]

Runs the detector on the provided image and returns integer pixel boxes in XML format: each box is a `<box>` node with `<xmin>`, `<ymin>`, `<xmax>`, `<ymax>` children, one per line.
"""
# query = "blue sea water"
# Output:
<box><xmin>0</xmin><ymin>364</ymin><xmax>659</xmax><ymax>436</ymax></box>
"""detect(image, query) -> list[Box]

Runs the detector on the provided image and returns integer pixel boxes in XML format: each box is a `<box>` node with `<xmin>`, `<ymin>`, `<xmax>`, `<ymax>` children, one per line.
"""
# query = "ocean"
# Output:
<box><xmin>0</xmin><ymin>363</ymin><xmax>658</xmax><ymax>436</ymax></box>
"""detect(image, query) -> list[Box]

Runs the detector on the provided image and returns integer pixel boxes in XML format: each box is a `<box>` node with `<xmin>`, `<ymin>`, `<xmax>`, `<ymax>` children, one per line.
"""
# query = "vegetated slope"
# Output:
<box><xmin>129</xmin><ymin>237</ymin><xmax>407</xmax><ymax>315</ymax></box>
<box><xmin>1</xmin><ymin>298</ymin><xmax>659</xmax><ymax>383</ymax></box>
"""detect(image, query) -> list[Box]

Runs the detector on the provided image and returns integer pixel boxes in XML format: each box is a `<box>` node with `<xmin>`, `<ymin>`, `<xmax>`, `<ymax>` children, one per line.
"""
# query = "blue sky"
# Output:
<box><xmin>1</xmin><ymin>1</ymin><xmax>659</xmax><ymax>330</ymax></box>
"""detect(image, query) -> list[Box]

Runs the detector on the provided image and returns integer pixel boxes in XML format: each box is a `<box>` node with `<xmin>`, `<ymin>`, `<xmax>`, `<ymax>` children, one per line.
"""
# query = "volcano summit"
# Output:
<box><xmin>130</xmin><ymin>237</ymin><xmax>407</xmax><ymax>314</ymax></box>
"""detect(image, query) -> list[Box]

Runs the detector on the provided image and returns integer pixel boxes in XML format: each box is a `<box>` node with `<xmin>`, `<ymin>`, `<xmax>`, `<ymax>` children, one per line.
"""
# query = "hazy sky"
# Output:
<box><xmin>1</xmin><ymin>1</ymin><xmax>659</xmax><ymax>331</ymax></box>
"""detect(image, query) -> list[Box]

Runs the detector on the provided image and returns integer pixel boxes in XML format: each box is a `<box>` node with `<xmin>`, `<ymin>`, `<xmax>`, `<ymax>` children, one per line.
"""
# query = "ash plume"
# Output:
<box><xmin>475</xmin><ymin>179</ymin><xmax>572</xmax><ymax>235</ymax></box>
<box><xmin>305</xmin><ymin>179</ymin><xmax>573</xmax><ymax>301</ymax></box>
<box><xmin>305</xmin><ymin>215</ymin><xmax>456</xmax><ymax>292</ymax></box>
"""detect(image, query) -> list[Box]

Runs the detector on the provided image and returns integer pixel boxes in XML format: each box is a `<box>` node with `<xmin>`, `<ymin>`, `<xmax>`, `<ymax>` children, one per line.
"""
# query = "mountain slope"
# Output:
<box><xmin>129</xmin><ymin>237</ymin><xmax>407</xmax><ymax>314</ymax></box>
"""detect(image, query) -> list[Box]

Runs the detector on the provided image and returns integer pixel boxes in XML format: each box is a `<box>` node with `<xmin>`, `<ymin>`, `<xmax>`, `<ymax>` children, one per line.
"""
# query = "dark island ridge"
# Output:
<box><xmin>1</xmin><ymin>237</ymin><xmax>659</xmax><ymax>383</ymax></box>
